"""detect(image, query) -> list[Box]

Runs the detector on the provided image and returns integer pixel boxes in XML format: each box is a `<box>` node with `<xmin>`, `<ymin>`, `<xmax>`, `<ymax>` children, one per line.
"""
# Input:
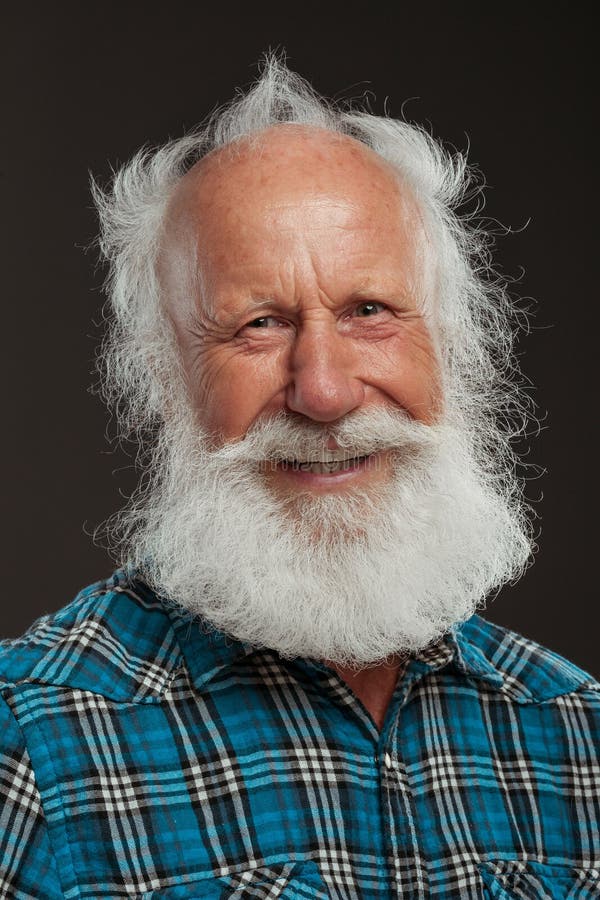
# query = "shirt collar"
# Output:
<box><xmin>165</xmin><ymin>604</ymin><xmax>257</xmax><ymax>689</ymax></box>
<box><xmin>380</xmin><ymin>622</ymin><xmax>504</xmax><ymax>692</ymax></box>
<box><xmin>165</xmin><ymin>600</ymin><xmax>504</xmax><ymax>693</ymax></box>
<box><xmin>448</xmin><ymin>619</ymin><xmax>505</xmax><ymax>688</ymax></box>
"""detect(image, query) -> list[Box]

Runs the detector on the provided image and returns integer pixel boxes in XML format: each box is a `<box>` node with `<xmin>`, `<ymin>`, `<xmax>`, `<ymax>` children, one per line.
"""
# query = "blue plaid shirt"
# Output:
<box><xmin>1</xmin><ymin>569</ymin><xmax>599</xmax><ymax>898</ymax></box>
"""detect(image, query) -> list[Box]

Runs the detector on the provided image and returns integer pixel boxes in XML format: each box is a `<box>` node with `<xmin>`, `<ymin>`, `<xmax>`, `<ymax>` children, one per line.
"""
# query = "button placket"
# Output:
<box><xmin>378</xmin><ymin>688</ymin><xmax>430</xmax><ymax>899</ymax></box>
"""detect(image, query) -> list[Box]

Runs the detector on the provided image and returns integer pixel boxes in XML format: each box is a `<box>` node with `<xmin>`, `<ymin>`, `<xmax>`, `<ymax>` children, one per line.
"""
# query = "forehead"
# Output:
<box><xmin>162</xmin><ymin>126</ymin><xmax>433</xmax><ymax>304</ymax></box>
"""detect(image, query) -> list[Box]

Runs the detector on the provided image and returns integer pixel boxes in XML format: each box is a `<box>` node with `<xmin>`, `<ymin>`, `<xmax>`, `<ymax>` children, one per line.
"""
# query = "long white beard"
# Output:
<box><xmin>124</xmin><ymin>407</ymin><xmax>531</xmax><ymax>666</ymax></box>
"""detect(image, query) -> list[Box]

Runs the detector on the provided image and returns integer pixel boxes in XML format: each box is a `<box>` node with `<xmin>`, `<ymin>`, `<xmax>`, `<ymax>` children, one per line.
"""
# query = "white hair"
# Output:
<box><xmin>92</xmin><ymin>55</ymin><xmax>534</xmax><ymax>659</ymax></box>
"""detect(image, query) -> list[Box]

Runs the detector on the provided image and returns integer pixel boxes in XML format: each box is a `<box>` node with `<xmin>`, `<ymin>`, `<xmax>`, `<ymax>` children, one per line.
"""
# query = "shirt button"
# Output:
<box><xmin>384</xmin><ymin>752</ymin><xmax>393</xmax><ymax>770</ymax></box>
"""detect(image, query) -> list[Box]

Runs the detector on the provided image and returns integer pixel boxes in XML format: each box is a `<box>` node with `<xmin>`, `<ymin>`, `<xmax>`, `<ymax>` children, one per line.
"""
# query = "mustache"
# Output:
<box><xmin>209</xmin><ymin>407</ymin><xmax>440</xmax><ymax>465</ymax></box>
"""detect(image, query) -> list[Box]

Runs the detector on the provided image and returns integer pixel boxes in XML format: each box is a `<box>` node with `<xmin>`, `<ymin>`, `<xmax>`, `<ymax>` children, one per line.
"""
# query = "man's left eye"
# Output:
<box><xmin>354</xmin><ymin>301</ymin><xmax>386</xmax><ymax>317</ymax></box>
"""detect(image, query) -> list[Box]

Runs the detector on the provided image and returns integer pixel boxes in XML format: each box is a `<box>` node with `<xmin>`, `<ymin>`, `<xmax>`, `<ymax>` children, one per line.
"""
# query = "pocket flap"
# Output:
<box><xmin>478</xmin><ymin>859</ymin><xmax>600</xmax><ymax>900</ymax></box>
<box><xmin>144</xmin><ymin>860</ymin><xmax>331</xmax><ymax>899</ymax></box>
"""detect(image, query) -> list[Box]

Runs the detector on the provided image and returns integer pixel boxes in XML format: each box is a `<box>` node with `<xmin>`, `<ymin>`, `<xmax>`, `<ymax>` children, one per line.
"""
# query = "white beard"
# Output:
<box><xmin>124</xmin><ymin>406</ymin><xmax>531</xmax><ymax>666</ymax></box>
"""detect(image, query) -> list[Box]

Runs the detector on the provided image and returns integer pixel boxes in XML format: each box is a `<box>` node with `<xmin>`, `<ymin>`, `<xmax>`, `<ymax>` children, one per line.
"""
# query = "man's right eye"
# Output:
<box><xmin>245</xmin><ymin>316</ymin><xmax>282</xmax><ymax>328</ymax></box>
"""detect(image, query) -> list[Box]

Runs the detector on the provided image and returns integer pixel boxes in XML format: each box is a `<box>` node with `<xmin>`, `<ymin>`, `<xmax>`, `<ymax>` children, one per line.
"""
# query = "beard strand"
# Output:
<box><xmin>120</xmin><ymin>407</ymin><xmax>532</xmax><ymax>667</ymax></box>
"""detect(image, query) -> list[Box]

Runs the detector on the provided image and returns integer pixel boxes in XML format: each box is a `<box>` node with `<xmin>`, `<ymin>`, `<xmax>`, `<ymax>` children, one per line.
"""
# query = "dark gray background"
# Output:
<box><xmin>2</xmin><ymin>3</ymin><xmax>597</xmax><ymax>676</ymax></box>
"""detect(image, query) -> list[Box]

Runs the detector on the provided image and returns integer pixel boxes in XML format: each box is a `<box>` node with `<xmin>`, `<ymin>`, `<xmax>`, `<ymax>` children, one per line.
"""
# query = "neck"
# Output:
<box><xmin>327</xmin><ymin>657</ymin><xmax>405</xmax><ymax>731</ymax></box>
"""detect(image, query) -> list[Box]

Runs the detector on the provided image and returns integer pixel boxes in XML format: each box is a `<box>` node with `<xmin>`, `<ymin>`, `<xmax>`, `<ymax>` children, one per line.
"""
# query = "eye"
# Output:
<box><xmin>245</xmin><ymin>316</ymin><xmax>281</xmax><ymax>328</ymax></box>
<box><xmin>354</xmin><ymin>301</ymin><xmax>387</xmax><ymax>317</ymax></box>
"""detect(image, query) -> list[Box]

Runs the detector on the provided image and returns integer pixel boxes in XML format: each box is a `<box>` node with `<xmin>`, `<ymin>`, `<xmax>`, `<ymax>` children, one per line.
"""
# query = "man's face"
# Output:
<box><xmin>165</xmin><ymin>127</ymin><xmax>441</xmax><ymax>500</ymax></box>
<box><xmin>118</xmin><ymin>130</ymin><xmax>529</xmax><ymax>662</ymax></box>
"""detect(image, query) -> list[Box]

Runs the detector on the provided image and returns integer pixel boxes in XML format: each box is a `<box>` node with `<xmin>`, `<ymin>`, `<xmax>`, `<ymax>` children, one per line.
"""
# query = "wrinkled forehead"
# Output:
<box><xmin>159</xmin><ymin>126</ymin><xmax>438</xmax><ymax>316</ymax></box>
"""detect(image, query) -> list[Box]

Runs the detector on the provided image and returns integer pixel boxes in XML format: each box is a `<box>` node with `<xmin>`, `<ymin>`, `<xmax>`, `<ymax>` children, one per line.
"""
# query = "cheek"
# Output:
<box><xmin>366</xmin><ymin>329</ymin><xmax>442</xmax><ymax>423</ymax></box>
<box><xmin>397</xmin><ymin>359</ymin><xmax>442</xmax><ymax>423</ymax></box>
<box><xmin>190</xmin><ymin>347</ymin><xmax>288</xmax><ymax>440</ymax></box>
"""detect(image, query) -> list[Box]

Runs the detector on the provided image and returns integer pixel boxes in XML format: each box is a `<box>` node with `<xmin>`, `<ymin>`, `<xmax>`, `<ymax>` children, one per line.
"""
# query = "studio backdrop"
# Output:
<box><xmin>2</xmin><ymin>2</ymin><xmax>596</xmax><ymax>676</ymax></box>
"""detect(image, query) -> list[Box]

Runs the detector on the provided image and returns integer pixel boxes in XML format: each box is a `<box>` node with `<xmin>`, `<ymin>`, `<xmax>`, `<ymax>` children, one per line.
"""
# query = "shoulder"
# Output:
<box><xmin>455</xmin><ymin>614</ymin><xmax>600</xmax><ymax>705</ymax></box>
<box><xmin>0</xmin><ymin>570</ymin><xmax>183</xmax><ymax>704</ymax></box>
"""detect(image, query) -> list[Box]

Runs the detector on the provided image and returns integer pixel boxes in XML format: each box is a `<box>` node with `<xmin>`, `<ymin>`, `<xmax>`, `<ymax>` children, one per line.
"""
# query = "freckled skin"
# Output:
<box><xmin>163</xmin><ymin>126</ymin><xmax>442</xmax><ymax>499</ymax></box>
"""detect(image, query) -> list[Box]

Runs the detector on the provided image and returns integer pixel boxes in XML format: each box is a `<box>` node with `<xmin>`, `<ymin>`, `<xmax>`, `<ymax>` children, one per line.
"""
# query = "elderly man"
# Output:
<box><xmin>1</xmin><ymin>59</ymin><xmax>598</xmax><ymax>899</ymax></box>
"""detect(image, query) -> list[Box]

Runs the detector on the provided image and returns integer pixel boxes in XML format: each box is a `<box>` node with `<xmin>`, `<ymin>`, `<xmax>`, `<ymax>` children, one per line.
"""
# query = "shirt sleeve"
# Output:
<box><xmin>0</xmin><ymin>692</ymin><xmax>63</xmax><ymax>899</ymax></box>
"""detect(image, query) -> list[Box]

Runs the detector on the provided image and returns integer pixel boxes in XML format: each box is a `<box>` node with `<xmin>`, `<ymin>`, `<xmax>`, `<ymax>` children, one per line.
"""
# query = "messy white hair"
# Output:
<box><xmin>93</xmin><ymin>55</ymin><xmax>533</xmax><ymax>604</ymax></box>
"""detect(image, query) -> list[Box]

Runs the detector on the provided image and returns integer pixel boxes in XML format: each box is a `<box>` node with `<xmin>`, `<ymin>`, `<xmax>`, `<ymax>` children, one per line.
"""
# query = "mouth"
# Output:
<box><xmin>265</xmin><ymin>449</ymin><xmax>391</xmax><ymax>494</ymax></box>
<box><xmin>279</xmin><ymin>454</ymin><xmax>371</xmax><ymax>474</ymax></box>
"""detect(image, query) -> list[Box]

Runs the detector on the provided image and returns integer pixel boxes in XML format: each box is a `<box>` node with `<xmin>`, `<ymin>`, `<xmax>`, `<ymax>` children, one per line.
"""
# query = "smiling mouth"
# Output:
<box><xmin>278</xmin><ymin>454</ymin><xmax>371</xmax><ymax>474</ymax></box>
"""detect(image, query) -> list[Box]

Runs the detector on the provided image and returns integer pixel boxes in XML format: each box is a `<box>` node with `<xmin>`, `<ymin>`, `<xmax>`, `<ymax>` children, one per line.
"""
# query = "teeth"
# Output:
<box><xmin>283</xmin><ymin>455</ymin><xmax>367</xmax><ymax>473</ymax></box>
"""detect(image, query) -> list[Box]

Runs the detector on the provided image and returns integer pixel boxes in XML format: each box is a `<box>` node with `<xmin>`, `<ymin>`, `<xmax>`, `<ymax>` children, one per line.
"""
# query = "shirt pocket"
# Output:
<box><xmin>478</xmin><ymin>859</ymin><xmax>600</xmax><ymax>899</ymax></box>
<box><xmin>143</xmin><ymin>860</ymin><xmax>331</xmax><ymax>899</ymax></box>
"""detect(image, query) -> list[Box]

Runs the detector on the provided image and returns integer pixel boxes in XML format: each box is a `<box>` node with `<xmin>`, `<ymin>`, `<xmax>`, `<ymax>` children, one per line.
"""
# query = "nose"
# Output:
<box><xmin>285</xmin><ymin>325</ymin><xmax>365</xmax><ymax>422</ymax></box>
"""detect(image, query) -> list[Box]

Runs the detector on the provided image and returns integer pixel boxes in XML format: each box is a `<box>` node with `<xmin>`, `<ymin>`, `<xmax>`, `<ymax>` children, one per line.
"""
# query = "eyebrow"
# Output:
<box><xmin>184</xmin><ymin>297</ymin><xmax>280</xmax><ymax>333</ymax></box>
<box><xmin>187</xmin><ymin>284</ymin><xmax>421</xmax><ymax>333</ymax></box>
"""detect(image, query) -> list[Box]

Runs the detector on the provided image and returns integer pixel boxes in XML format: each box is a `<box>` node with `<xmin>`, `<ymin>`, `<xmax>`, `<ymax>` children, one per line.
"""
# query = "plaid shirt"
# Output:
<box><xmin>1</xmin><ymin>570</ymin><xmax>599</xmax><ymax>899</ymax></box>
